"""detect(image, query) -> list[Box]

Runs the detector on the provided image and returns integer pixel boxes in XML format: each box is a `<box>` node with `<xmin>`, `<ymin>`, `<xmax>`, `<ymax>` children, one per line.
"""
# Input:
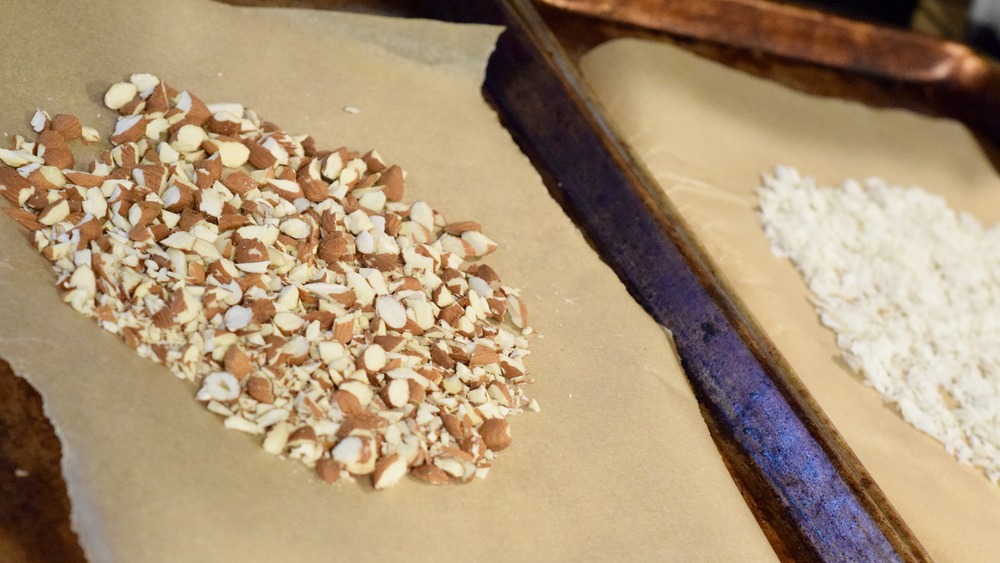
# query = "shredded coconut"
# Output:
<box><xmin>758</xmin><ymin>165</ymin><xmax>1000</xmax><ymax>482</ymax></box>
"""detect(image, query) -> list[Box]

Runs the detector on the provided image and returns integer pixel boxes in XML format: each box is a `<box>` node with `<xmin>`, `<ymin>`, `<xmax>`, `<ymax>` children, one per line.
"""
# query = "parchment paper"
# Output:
<box><xmin>0</xmin><ymin>3</ymin><xmax>774</xmax><ymax>561</ymax></box>
<box><xmin>581</xmin><ymin>38</ymin><xmax>1000</xmax><ymax>562</ymax></box>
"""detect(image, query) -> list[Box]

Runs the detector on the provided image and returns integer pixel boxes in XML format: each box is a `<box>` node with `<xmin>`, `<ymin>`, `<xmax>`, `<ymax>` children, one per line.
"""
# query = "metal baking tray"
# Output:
<box><xmin>432</xmin><ymin>1</ymin><xmax>967</xmax><ymax>560</ymax></box>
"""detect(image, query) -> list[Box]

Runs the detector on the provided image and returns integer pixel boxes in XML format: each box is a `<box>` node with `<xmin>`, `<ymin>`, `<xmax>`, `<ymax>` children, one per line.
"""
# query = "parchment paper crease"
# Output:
<box><xmin>0</xmin><ymin>3</ymin><xmax>773</xmax><ymax>561</ymax></box>
<box><xmin>582</xmin><ymin>38</ymin><xmax>1000</xmax><ymax>562</ymax></box>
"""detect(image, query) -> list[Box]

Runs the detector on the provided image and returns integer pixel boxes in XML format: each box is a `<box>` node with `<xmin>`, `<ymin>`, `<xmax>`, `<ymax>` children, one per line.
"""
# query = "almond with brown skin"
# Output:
<box><xmin>243</xmin><ymin>139</ymin><xmax>277</xmax><ymax>170</ymax></box>
<box><xmin>224</xmin><ymin>346</ymin><xmax>251</xmax><ymax>380</ymax></box>
<box><xmin>372</xmin><ymin>453</ymin><xmax>407</xmax><ymax>490</ymax></box>
<box><xmin>50</xmin><ymin>114</ymin><xmax>82</xmax><ymax>140</ymax></box>
<box><xmin>315</xmin><ymin>458</ymin><xmax>341</xmax><ymax>484</ymax></box>
<box><xmin>42</xmin><ymin>147</ymin><xmax>74</xmax><ymax>169</ymax></box>
<box><xmin>362</xmin><ymin>150</ymin><xmax>386</xmax><ymax>173</ymax></box>
<box><xmin>222</xmin><ymin>170</ymin><xmax>256</xmax><ymax>196</ymax></box>
<box><xmin>288</xmin><ymin>426</ymin><xmax>317</xmax><ymax>444</ymax></box>
<box><xmin>443</xmin><ymin>221</ymin><xmax>481</xmax><ymax>235</ymax></box>
<box><xmin>317</xmin><ymin>232</ymin><xmax>347</xmax><ymax>264</ymax></box>
<box><xmin>250</xmin><ymin>299</ymin><xmax>276</xmax><ymax>324</ymax></box>
<box><xmin>411</xmin><ymin>463</ymin><xmax>450</xmax><ymax>485</ymax></box>
<box><xmin>2</xmin><ymin>207</ymin><xmax>41</xmax><ymax>231</ymax></box>
<box><xmin>234</xmin><ymin>238</ymin><xmax>268</xmax><ymax>264</ymax></box>
<box><xmin>333</xmin><ymin>389</ymin><xmax>362</xmax><ymax>416</ymax></box>
<box><xmin>379</xmin><ymin>164</ymin><xmax>404</xmax><ymax>201</ymax></box>
<box><xmin>195</xmin><ymin>156</ymin><xmax>222</xmax><ymax>189</ymax></box>
<box><xmin>440</xmin><ymin>412</ymin><xmax>464</xmax><ymax>439</ymax></box>
<box><xmin>372</xmin><ymin>335</ymin><xmax>405</xmax><ymax>353</ymax></box>
<box><xmin>478</xmin><ymin>418</ymin><xmax>512</xmax><ymax>451</ymax></box>
<box><xmin>246</xmin><ymin>375</ymin><xmax>274</xmax><ymax>404</ymax></box>
<box><xmin>162</xmin><ymin>186</ymin><xmax>197</xmax><ymax>217</ymax></box>
<box><xmin>145</xmin><ymin>82</ymin><xmax>169</xmax><ymax>113</ymax></box>
<box><xmin>218</xmin><ymin>213</ymin><xmax>250</xmax><ymax>231</ymax></box>
<box><xmin>207</xmin><ymin>113</ymin><xmax>241</xmax><ymax>136</ymax></box>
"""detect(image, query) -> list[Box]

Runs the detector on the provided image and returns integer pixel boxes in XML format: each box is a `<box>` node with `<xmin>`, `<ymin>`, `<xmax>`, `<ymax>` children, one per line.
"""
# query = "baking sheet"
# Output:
<box><xmin>0</xmin><ymin>3</ymin><xmax>774</xmax><ymax>561</ymax></box>
<box><xmin>581</xmin><ymin>38</ymin><xmax>1000</xmax><ymax>562</ymax></box>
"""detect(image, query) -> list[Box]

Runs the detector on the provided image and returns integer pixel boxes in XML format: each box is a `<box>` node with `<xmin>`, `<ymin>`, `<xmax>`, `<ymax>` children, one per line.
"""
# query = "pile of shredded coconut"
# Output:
<box><xmin>758</xmin><ymin>165</ymin><xmax>1000</xmax><ymax>482</ymax></box>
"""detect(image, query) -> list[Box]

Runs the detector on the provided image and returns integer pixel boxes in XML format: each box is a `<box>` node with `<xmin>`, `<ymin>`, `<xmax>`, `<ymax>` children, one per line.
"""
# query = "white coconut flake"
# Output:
<box><xmin>758</xmin><ymin>165</ymin><xmax>1000</xmax><ymax>482</ymax></box>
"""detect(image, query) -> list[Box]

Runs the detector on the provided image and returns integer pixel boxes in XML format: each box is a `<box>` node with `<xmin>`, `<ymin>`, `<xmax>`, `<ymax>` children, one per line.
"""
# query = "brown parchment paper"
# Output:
<box><xmin>581</xmin><ymin>38</ymin><xmax>1000</xmax><ymax>562</ymax></box>
<box><xmin>0</xmin><ymin>3</ymin><xmax>774</xmax><ymax>562</ymax></box>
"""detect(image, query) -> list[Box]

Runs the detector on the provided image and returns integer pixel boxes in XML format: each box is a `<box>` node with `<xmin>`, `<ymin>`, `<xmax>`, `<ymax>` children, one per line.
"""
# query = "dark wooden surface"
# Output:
<box><xmin>0</xmin><ymin>361</ymin><xmax>87</xmax><ymax>563</ymax></box>
<box><xmin>1</xmin><ymin>1</ymin><xmax>994</xmax><ymax>562</ymax></box>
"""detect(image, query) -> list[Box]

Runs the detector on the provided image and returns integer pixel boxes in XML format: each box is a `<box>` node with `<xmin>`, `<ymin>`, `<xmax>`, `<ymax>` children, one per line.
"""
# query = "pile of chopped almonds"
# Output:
<box><xmin>0</xmin><ymin>74</ymin><xmax>536</xmax><ymax>490</ymax></box>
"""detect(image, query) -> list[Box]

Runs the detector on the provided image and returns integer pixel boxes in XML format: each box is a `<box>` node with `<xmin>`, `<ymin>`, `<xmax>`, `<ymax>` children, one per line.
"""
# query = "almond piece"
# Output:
<box><xmin>478</xmin><ymin>418</ymin><xmax>512</xmax><ymax>451</ymax></box>
<box><xmin>197</xmin><ymin>372</ymin><xmax>240</xmax><ymax>402</ymax></box>
<box><xmin>378</xmin><ymin>378</ymin><xmax>409</xmax><ymax>408</ymax></box>
<box><xmin>30</xmin><ymin>109</ymin><xmax>50</xmax><ymax>133</ymax></box>
<box><xmin>360</xmin><ymin>343</ymin><xmax>387</xmax><ymax>373</ymax></box>
<box><xmin>64</xmin><ymin>170</ymin><xmax>104</xmax><ymax>188</ymax></box>
<box><xmin>224</xmin><ymin>346</ymin><xmax>251</xmax><ymax>380</ymax></box>
<box><xmin>266</xmin><ymin>178</ymin><xmax>303</xmax><ymax>201</ymax></box>
<box><xmin>3</xmin><ymin>207</ymin><xmax>42</xmax><ymax>231</ymax></box>
<box><xmin>80</xmin><ymin>126</ymin><xmax>100</xmax><ymax>144</ymax></box>
<box><xmin>339</xmin><ymin>380</ymin><xmax>374</xmax><ymax>407</ymax></box>
<box><xmin>170</xmin><ymin>123</ymin><xmax>207</xmax><ymax>153</ymax></box>
<box><xmin>218</xmin><ymin>213</ymin><xmax>250</xmax><ymax>231</ymax></box>
<box><xmin>333</xmin><ymin>317</ymin><xmax>354</xmax><ymax>344</ymax></box>
<box><xmin>279</xmin><ymin>217</ymin><xmax>311</xmax><ymax>240</ymax></box>
<box><xmin>161</xmin><ymin>183</ymin><xmax>195</xmax><ymax>213</ymax></box>
<box><xmin>372</xmin><ymin>453</ymin><xmax>407</xmax><ymax>490</ymax></box>
<box><xmin>243</xmin><ymin>139</ymin><xmax>277</xmax><ymax>170</ymax></box>
<box><xmin>506</xmin><ymin>294</ymin><xmax>528</xmax><ymax>329</ymax></box>
<box><xmin>118</xmin><ymin>96</ymin><xmax>145</xmax><ymax>116</ymax></box>
<box><xmin>469</xmin><ymin>344</ymin><xmax>499</xmax><ymax>367</ymax></box>
<box><xmin>233</xmin><ymin>238</ymin><xmax>269</xmax><ymax>272</ymax></box>
<box><xmin>317</xmin><ymin>232</ymin><xmax>347</xmax><ymax>264</ymax></box>
<box><xmin>104</xmin><ymin>82</ymin><xmax>138</xmax><ymax>110</ymax></box>
<box><xmin>273</xmin><ymin>312</ymin><xmax>305</xmax><ymax>334</ymax></box>
<box><xmin>207</xmin><ymin>112</ymin><xmax>242</xmax><ymax>136</ymax></box>
<box><xmin>221</xmin><ymin>171</ymin><xmax>256</xmax><ymax>197</ymax></box>
<box><xmin>204</xmin><ymin>139</ymin><xmax>250</xmax><ymax>168</ymax></box>
<box><xmin>411</xmin><ymin>463</ymin><xmax>450</xmax><ymax>485</ymax></box>
<box><xmin>361</xmin><ymin>150</ymin><xmax>386</xmax><ymax>173</ymax></box>
<box><xmin>51</xmin><ymin>114</ymin><xmax>82</xmax><ymax>141</ymax></box>
<box><xmin>331</xmin><ymin>434</ymin><xmax>375</xmax><ymax>475</ymax></box>
<box><xmin>443</xmin><ymin>221</ymin><xmax>481</xmax><ymax>235</ymax></box>
<box><xmin>246</xmin><ymin>375</ymin><xmax>274</xmax><ymax>404</ymax></box>
<box><xmin>315</xmin><ymin>458</ymin><xmax>342</xmax><ymax>484</ymax></box>
<box><xmin>462</xmin><ymin>230</ymin><xmax>498</xmax><ymax>257</ymax></box>
<box><xmin>110</xmin><ymin>115</ymin><xmax>146</xmax><ymax>145</ymax></box>
<box><xmin>375</xmin><ymin>295</ymin><xmax>407</xmax><ymax>329</ymax></box>
<box><xmin>175</xmin><ymin>90</ymin><xmax>211</xmax><ymax>126</ymax></box>
<box><xmin>333</xmin><ymin>389</ymin><xmax>363</xmax><ymax>416</ymax></box>
<box><xmin>0</xmin><ymin>148</ymin><xmax>42</xmax><ymax>167</ymax></box>
<box><xmin>224</xmin><ymin>305</ymin><xmax>254</xmax><ymax>331</ymax></box>
<box><xmin>42</xmin><ymin>147</ymin><xmax>74</xmax><ymax>170</ymax></box>
<box><xmin>38</xmin><ymin>199</ymin><xmax>70</xmax><ymax>226</ymax></box>
<box><xmin>488</xmin><ymin>381</ymin><xmax>514</xmax><ymax>407</ymax></box>
<box><xmin>194</xmin><ymin>156</ymin><xmax>222</xmax><ymax>189</ymax></box>
<box><xmin>372</xmin><ymin>335</ymin><xmax>406</xmax><ymax>353</ymax></box>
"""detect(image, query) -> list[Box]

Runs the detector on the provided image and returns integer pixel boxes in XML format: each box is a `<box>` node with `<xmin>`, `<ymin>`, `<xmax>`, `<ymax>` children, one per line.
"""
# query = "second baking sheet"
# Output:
<box><xmin>581</xmin><ymin>38</ymin><xmax>1000</xmax><ymax>562</ymax></box>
